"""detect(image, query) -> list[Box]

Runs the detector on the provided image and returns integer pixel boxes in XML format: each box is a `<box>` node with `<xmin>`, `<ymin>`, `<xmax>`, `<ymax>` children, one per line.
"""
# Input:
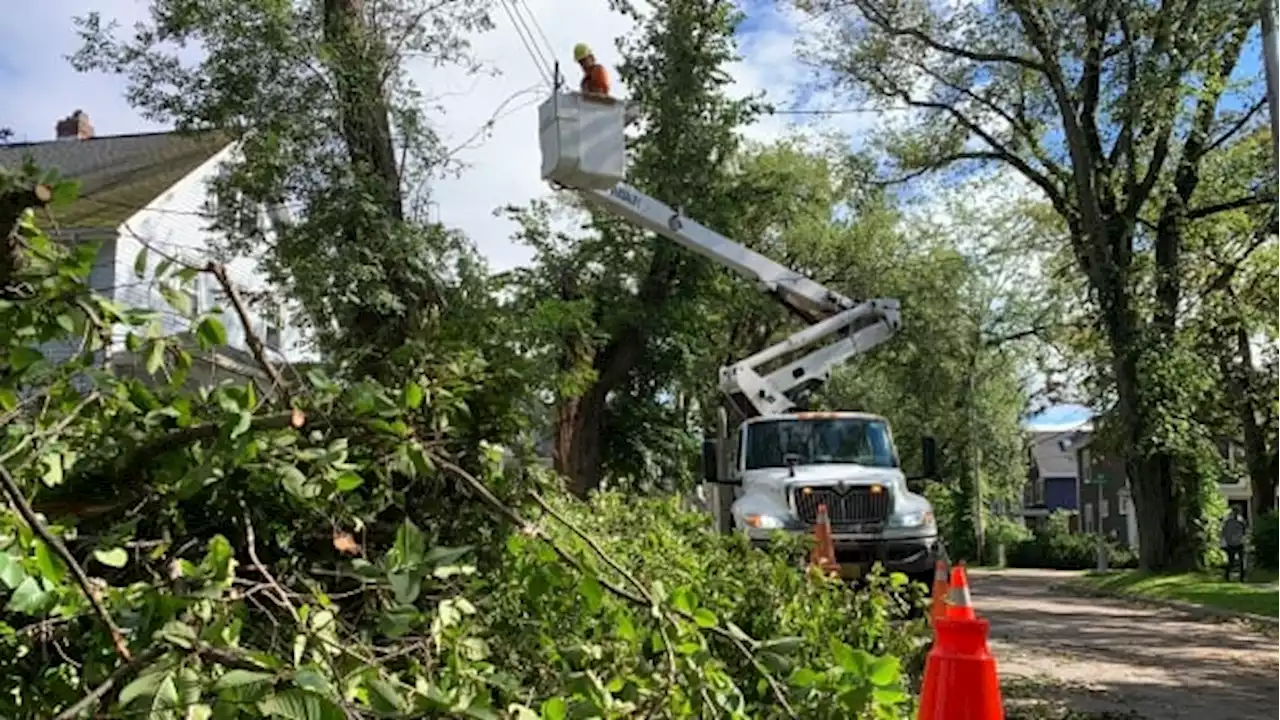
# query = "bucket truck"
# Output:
<box><xmin>537</xmin><ymin>92</ymin><xmax>943</xmax><ymax>584</ymax></box>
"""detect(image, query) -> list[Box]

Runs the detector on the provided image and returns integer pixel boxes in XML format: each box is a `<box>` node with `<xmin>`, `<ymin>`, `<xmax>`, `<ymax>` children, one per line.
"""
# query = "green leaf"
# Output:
<box><xmin>119</xmin><ymin>670</ymin><xmax>169</xmax><ymax>708</ymax></box>
<box><xmin>759</xmin><ymin>636</ymin><xmax>804</xmax><ymax>656</ymax></box>
<box><xmin>146</xmin><ymin>340</ymin><xmax>165</xmax><ymax>375</ymax></box>
<box><xmin>872</xmin><ymin>686</ymin><xmax>910</xmax><ymax>704</ymax></box>
<box><xmin>333</xmin><ymin>471</ymin><xmax>363</xmax><ymax>492</ymax></box>
<box><xmin>4</xmin><ymin>576</ymin><xmax>48</xmax><ymax>614</ymax></box>
<box><xmin>198</xmin><ymin>316</ymin><xmax>228</xmax><ymax>347</ymax></box>
<box><xmin>160</xmin><ymin>620</ymin><xmax>199</xmax><ymax>648</ymax></box>
<box><xmin>291</xmin><ymin>666</ymin><xmax>332</xmax><ymax>696</ymax></box>
<box><xmin>788</xmin><ymin>667</ymin><xmax>821</xmax><ymax>688</ymax></box>
<box><xmin>387</xmin><ymin>570</ymin><xmax>420</xmax><ymax>605</ymax></box>
<box><xmin>10</xmin><ymin>347</ymin><xmax>43</xmax><ymax>372</ymax></box>
<box><xmin>231</xmin><ymin>411</ymin><xmax>252</xmax><ymax>439</ymax></box>
<box><xmin>540</xmin><ymin>697</ymin><xmax>568</xmax><ymax>720</ymax></box>
<box><xmin>402</xmin><ymin>381</ymin><xmax>424</xmax><ymax>410</ymax></box>
<box><xmin>692</xmin><ymin>608</ymin><xmax>717</xmax><ymax>628</ymax></box>
<box><xmin>0</xmin><ymin>388</ymin><xmax>18</xmax><ymax>411</ymax></box>
<box><xmin>160</xmin><ymin>283</ymin><xmax>192</xmax><ymax>315</ymax></box>
<box><xmin>366</xmin><ymin>675</ymin><xmax>406</xmax><ymax>713</ymax></box>
<box><xmin>258</xmin><ymin>688</ymin><xmax>346</xmax><ymax>720</ymax></box>
<box><xmin>613</xmin><ymin>612</ymin><xmax>636</xmax><ymax>641</ymax></box>
<box><xmin>578</xmin><ymin>573</ymin><xmax>603</xmax><ymax>612</ymax></box>
<box><xmin>34</xmin><ymin>540</ymin><xmax>66</xmax><ymax>584</ymax></box>
<box><xmin>0</xmin><ymin>553</ymin><xmax>27</xmax><ymax>589</ymax></box>
<box><xmin>867</xmin><ymin>656</ymin><xmax>901</xmax><ymax>687</ymax></box>
<box><xmin>93</xmin><ymin>547</ymin><xmax>129</xmax><ymax>568</ymax></box>
<box><xmin>213</xmin><ymin>669</ymin><xmax>275</xmax><ymax>691</ymax></box>
<box><xmin>55</xmin><ymin>313</ymin><xmax>75</xmax><ymax>333</ymax></box>
<box><xmin>392</xmin><ymin>519</ymin><xmax>426</xmax><ymax>569</ymax></box>
<box><xmin>423</xmin><ymin>545</ymin><xmax>471</xmax><ymax>568</ymax></box>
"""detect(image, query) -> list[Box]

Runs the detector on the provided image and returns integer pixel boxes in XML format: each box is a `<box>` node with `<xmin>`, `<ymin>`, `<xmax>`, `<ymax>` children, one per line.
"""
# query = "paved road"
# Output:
<box><xmin>969</xmin><ymin>568</ymin><xmax>1278</xmax><ymax>720</ymax></box>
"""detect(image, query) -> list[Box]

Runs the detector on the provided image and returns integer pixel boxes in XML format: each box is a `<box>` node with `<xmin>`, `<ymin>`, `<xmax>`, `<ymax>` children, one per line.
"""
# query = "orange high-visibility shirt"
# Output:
<box><xmin>581</xmin><ymin>64</ymin><xmax>610</xmax><ymax>96</ymax></box>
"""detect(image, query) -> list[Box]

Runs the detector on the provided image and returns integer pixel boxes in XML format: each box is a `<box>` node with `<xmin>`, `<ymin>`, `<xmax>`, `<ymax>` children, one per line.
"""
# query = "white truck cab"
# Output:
<box><xmin>719</xmin><ymin>412</ymin><xmax>941</xmax><ymax>582</ymax></box>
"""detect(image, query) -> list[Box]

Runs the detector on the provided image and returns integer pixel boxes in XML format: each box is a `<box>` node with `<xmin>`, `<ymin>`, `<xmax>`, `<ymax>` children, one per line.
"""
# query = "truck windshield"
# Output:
<box><xmin>743</xmin><ymin>417</ymin><xmax>897</xmax><ymax>470</ymax></box>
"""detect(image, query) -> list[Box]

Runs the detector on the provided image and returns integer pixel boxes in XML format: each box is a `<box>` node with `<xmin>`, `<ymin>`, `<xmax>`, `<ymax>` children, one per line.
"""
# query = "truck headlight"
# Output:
<box><xmin>890</xmin><ymin>510</ymin><xmax>934</xmax><ymax>529</ymax></box>
<box><xmin>744</xmin><ymin>514</ymin><xmax>788</xmax><ymax>530</ymax></box>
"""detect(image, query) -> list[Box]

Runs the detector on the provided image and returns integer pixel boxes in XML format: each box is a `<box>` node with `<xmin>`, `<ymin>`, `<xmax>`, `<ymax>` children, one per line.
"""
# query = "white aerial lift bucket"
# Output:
<box><xmin>538</xmin><ymin>92</ymin><xmax>627</xmax><ymax>190</ymax></box>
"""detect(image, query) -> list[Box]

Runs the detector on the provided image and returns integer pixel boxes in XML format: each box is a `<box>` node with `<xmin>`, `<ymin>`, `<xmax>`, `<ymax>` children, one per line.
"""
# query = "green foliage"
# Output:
<box><xmin>797</xmin><ymin>0</ymin><xmax>1273</xmax><ymax>570</ymax></box>
<box><xmin>1008</xmin><ymin>513</ymin><xmax>1137</xmax><ymax>571</ymax></box>
<box><xmin>0</xmin><ymin>177</ymin><xmax>925</xmax><ymax>719</ymax></box>
<box><xmin>70</xmin><ymin>0</ymin><xmax>499</xmax><ymax>380</ymax></box>
<box><xmin>1250</xmin><ymin>511</ymin><xmax>1278</xmax><ymax>571</ymax></box>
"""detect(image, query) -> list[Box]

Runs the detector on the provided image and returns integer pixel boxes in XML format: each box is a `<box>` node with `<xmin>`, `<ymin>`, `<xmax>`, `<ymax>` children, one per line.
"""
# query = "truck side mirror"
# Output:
<box><xmin>701</xmin><ymin>439</ymin><xmax>718</xmax><ymax>485</ymax></box>
<box><xmin>921</xmin><ymin>436</ymin><xmax>939</xmax><ymax>479</ymax></box>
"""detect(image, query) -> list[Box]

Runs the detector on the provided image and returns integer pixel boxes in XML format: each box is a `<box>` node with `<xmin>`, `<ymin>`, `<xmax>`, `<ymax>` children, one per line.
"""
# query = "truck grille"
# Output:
<box><xmin>793</xmin><ymin>485</ymin><xmax>891</xmax><ymax>528</ymax></box>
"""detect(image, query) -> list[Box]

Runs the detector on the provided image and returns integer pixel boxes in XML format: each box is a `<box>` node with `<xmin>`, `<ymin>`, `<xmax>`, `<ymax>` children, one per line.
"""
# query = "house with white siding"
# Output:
<box><xmin>0</xmin><ymin>110</ymin><xmax>314</xmax><ymax>385</ymax></box>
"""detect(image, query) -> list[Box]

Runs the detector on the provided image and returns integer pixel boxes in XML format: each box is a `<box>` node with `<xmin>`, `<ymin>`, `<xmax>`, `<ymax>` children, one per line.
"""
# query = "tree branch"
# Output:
<box><xmin>51</xmin><ymin>646</ymin><xmax>167</xmax><ymax>720</ymax></box>
<box><xmin>0</xmin><ymin>463</ymin><xmax>132</xmax><ymax>661</ymax></box>
<box><xmin>850</xmin><ymin>0</ymin><xmax>1044</xmax><ymax>70</ymax></box>
<box><xmin>205</xmin><ymin>262</ymin><xmax>288</xmax><ymax>400</ymax></box>
<box><xmin>1186</xmin><ymin>191</ymin><xmax>1276</xmax><ymax>221</ymax></box>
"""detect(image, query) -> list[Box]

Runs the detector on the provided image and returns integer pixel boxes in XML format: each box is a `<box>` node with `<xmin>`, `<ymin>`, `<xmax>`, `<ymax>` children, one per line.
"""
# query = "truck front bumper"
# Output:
<box><xmin>750</xmin><ymin>532</ymin><xmax>939</xmax><ymax>577</ymax></box>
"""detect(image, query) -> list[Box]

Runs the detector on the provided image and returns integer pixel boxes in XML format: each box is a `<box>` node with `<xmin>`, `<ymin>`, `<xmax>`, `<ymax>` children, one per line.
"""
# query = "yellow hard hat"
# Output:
<box><xmin>573</xmin><ymin>43</ymin><xmax>592</xmax><ymax>62</ymax></box>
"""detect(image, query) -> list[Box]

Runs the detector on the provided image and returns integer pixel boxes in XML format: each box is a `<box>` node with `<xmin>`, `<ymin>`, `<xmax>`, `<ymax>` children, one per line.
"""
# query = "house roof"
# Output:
<box><xmin>0</xmin><ymin>130</ymin><xmax>231</xmax><ymax>229</ymax></box>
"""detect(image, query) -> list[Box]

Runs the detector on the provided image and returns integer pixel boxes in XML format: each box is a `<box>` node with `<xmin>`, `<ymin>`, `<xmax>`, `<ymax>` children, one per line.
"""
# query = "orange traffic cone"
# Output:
<box><xmin>917</xmin><ymin>564</ymin><xmax>1004</xmax><ymax>720</ymax></box>
<box><xmin>808</xmin><ymin>504</ymin><xmax>841</xmax><ymax>577</ymax></box>
<box><xmin>928</xmin><ymin>559</ymin><xmax>950</xmax><ymax>625</ymax></box>
<box><xmin>945</xmin><ymin>562</ymin><xmax>976</xmax><ymax>621</ymax></box>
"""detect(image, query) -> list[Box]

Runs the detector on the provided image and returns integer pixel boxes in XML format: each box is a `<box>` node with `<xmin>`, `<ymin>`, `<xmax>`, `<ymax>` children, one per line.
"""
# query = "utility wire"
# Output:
<box><xmin>513</xmin><ymin>0</ymin><xmax>560</xmax><ymax>85</ymax></box>
<box><xmin>499</xmin><ymin>0</ymin><xmax>553</xmax><ymax>86</ymax></box>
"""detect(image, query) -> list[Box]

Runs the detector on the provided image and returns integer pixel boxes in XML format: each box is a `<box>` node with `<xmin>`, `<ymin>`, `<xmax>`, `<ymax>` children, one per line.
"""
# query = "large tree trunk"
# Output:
<box><xmin>1233</xmin><ymin>325</ymin><xmax>1277</xmax><ymax>518</ymax></box>
<box><xmin>323</xmin><ymin>0</ymin><xmax>439</xmax><ymax>379</ymax></box>
<box><xmin>553</xmin><ymin>387</ymin><xmax>608</xmax><ymax>497</ymax></box>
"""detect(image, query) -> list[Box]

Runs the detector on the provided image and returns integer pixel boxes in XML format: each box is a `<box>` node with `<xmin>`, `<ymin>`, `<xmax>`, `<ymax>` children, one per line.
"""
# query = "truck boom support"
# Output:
<box><xmin>539</xmin><ymin>92</ymin><xmax>902</xmax><ymax>419</ymax></box>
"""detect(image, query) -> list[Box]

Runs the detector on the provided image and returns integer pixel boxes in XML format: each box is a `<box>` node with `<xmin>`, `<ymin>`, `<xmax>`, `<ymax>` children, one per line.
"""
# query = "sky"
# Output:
<box><xmin>0</xmin><ymin>0</ymin><xmax>884</xmax><ymax>272</ymax></box>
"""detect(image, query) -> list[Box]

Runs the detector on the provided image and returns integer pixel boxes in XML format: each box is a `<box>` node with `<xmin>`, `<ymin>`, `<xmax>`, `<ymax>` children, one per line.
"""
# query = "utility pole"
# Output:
<box><xmin>1263</xmin><ymin>0</ymin><xmax>1280</xmax><ymax>171</ymax></box>
<box><xmin>969</xmin><ymin>324</ymin><xmax>985</xmax><ymax>565</ymax></box>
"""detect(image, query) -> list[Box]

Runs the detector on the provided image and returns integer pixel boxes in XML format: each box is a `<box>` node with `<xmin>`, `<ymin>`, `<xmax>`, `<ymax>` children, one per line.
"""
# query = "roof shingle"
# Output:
<box><xmin>0</xmin><ymin>130</ymin><xmax>231</xmax><ymax>229</ymax></box>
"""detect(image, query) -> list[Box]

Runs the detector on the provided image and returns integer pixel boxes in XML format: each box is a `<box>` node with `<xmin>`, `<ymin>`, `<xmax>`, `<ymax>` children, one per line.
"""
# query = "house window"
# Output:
<box><xmin>1083</xmin><ymin>503</ymin><xmax>1095</xmax><ymax>532</ymax></box>
<box><xmin>265</xmin><ymin>323</ymin><xmax>282</xmax><ymax>351</ymax></box>
<box><xmin>1079</xmin><ymin>448</ymin><xmax>1091</xmax><ymax>482</ymax></box>
<box><xmin>1100</xmin><ymin>498</ymin><xmax>1110</xmax><ymax>519</ymax></box>
<box><xmin>1117</xmin><ymin>493</ymin><xmax>1131</xmax><ymax>515</ymax></box>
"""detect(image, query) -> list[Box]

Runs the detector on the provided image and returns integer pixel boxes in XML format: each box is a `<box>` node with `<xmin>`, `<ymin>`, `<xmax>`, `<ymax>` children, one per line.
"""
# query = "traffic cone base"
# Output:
<box><xmin>917</xmin><ymin>616</ymin><xmax>1004</xmax><ymax>720</ymax></box>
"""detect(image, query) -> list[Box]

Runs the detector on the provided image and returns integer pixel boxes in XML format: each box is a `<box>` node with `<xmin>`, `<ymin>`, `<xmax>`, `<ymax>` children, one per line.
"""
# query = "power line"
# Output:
<box><xmin>513</xmin><ymin>0</ymin><xmax>559</xmax><ymax>85</ymax></box>
<box><xmin>498</xmin><ymin>0</ymin><xmax>553</xmax><ymax>86</ymax></box>
<box><xmin>767</xmin><ymin>106</ymin><xmax>912</xmax><ymax>116</ymax></box>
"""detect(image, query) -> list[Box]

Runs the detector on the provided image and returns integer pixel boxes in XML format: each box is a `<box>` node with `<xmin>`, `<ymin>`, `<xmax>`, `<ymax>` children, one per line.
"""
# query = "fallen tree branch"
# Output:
<box><xmin>205</xmin><ymin>262</ymin><xmax>289</xmax><ymax>401</ymax></box>
<box><xmin>0</xmin><ymin>464</ymin><xmax>132</xmax><ymax>661</ymax></box>
<box><xmin>437</xmin><ymin>458</ymin><xmax>798</xmax><ymax>717</ymax></box>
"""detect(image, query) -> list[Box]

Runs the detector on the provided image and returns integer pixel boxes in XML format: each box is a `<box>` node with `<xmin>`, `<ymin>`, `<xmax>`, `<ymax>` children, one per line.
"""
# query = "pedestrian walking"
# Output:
<box><xmin>1220</xmin><ymin>506</ymin><xmax>1248</xmax><ymax>581</ymax></box>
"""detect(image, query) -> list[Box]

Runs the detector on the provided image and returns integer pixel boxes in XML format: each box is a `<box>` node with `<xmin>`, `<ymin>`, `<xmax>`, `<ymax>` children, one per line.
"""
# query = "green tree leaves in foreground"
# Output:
<box><xmin>0</xmin><ymin>169</ymin><xmax>928</xmax><ymax>718</ymax></box>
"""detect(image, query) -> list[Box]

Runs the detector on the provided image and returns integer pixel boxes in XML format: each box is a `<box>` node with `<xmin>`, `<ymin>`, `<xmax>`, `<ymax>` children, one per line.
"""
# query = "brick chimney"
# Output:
<box><xmin>55</xmin><ymin>110</ymin><xmax>94</xmax><ymax>140</ymax></box>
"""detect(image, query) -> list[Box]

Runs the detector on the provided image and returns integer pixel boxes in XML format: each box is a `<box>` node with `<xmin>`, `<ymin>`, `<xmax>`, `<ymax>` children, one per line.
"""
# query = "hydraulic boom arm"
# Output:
<box><xmin>540</xmin><ymin>92</ymin><xmax>901</xmax><ymax>419</ymax></box>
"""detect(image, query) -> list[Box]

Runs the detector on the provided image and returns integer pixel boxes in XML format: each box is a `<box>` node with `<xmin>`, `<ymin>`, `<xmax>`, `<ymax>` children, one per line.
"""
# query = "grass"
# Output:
<box><xmin>1069</xmin><ymin>569</ymin><xmax>1278</xmax><ymax>618</ymax></box>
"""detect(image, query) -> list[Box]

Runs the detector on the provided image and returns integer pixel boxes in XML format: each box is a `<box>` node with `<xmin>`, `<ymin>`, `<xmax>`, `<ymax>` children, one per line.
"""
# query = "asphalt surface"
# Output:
<box><xmin>969</xmin><ymin>568</ymin><xmax>1278</xmax><ymax>720</ymax></box>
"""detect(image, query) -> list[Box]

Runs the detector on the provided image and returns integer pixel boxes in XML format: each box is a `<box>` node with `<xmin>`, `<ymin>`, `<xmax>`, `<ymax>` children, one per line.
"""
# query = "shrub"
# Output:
<box><xmin>1008</xmin><ymin>512</ymin><xmax>1137</xmax><ymax>570</ymax></box>
<box><xmin>1251</xmin><ymin>510</ymin><xmax>1279</xmax><ymax>571</ymax></box>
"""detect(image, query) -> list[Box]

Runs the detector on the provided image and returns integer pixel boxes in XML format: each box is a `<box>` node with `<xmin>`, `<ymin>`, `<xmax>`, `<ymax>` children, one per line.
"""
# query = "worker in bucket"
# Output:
<box><xmin>573</xmin><ymin>43</ymin><xmax>611</xmax><ymax>97</ymax></box>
